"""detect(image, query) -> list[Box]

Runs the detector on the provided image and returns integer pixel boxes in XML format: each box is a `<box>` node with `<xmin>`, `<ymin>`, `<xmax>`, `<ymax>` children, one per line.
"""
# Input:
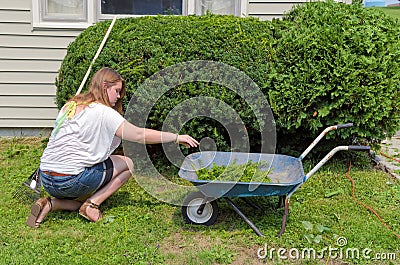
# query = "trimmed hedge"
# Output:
<box><xmin>56</xmin><ymin>14</ymin><xmax>274</xmax><ymax>156</ymax></box>
<box><xmin>56</xmin><ymin>2</ymin><xmax>400</xmax><ymax>158</ymax></box>
<box><xmin>267</xmin><ymin>1</ymin><xmax>400</xmax><ymax>152</ymax></box>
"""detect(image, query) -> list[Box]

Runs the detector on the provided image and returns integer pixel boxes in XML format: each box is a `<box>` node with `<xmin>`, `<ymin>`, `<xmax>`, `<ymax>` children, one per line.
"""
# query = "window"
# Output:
<box><xmin>101</xmin><ymin>0</ymin><xmax>183</xmax><ymax>15</ymax></box>
<box><xmin>32</xmin><ymin>0</ymin><xmax>95</xmax><ymax>29</ymax></box>
<box><xmin>42</xmin><ymin>0</ymin><xmax>87</xmax><ymax>21</ymax></box>
<box><xmin>32</xmin><ymin>0</ymin><xmax>246</xmax><ymax>28</ymax></box>
<box><xmin>196</xmin><ymin>0</ymin><xmax>240</xmax><ymax>16</ymax></box>
<box><xmin>99</xmin><ymin>0</ymin><xmax>246</xmax><ymax>19</ymax></box>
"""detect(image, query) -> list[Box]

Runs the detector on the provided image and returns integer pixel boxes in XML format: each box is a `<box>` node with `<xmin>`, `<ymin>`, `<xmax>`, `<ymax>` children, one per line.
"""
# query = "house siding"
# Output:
<box><xmin>248</xmin><ymin>0</ymin><xmax>308</xmax><ymax>20</ymax></box>
<box><xmin>0</xmin><ymin>1</ymin><xmax>81</xmax><ymax>136</ymax></box>
<box><xmin>0</xmin><ymin>0</ymin><xmax>351</xmax><ymax>136</ymax></box>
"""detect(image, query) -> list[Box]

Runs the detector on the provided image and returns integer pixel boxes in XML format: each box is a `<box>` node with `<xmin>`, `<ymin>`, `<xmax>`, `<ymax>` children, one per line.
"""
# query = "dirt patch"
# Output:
<box><xmin>160</xmin><ymin>231</ymin><xmax>269</xmax><ymax>265</ymax></box>
<box><xmin>160</xmin><ymin>231</ymin><xmax>354</xmax><ymax>264</ymax></box>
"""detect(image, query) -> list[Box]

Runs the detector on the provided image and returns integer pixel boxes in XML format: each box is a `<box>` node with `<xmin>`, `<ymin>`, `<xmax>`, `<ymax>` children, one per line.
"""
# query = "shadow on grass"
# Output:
<box><xmin>171</xmin><ymin>195</ymin><xmax>286</xmax><ymax>236</ymax></box>
<box><xmin>101</xmin><ymin>191</ymin><xmax>168</xmax><ymax>210</ymax></box>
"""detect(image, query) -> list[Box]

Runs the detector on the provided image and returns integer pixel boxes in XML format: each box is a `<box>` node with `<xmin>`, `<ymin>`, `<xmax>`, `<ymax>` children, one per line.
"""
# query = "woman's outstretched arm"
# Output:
<box><xmin>115</xmin><ymin>121</ymin><xmax>199</xmax><ymax>148</ymax></box>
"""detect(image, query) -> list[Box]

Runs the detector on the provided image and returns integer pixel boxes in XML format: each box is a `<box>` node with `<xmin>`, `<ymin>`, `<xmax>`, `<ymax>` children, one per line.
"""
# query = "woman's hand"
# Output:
<box><xmin>176</xmin><ymin>135</ymin><xmax>199</xmax><ymax>148</ymax></box>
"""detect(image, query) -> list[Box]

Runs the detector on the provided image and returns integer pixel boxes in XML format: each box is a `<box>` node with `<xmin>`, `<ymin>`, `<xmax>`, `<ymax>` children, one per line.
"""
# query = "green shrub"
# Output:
<box><xmin>56</xmin><ymin>2</ymin><xmax>400</xmax><ymax>162</ymax></box>
<box><xmin>267</xmin><ymin>1</ymin><xmax>400</xmax><ymax>152</ymax></box>
<box><xmin>56</xmin><ymin>14</ymin><xmax>274</xmax><ymax>162</ymax></box>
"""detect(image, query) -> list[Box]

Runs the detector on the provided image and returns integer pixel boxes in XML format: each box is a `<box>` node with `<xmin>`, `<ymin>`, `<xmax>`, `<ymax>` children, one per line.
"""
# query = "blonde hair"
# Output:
<box><xmin>70</xmin><ymin>67</ymin><xmax>126</xmax><ymax>114</ymax></box>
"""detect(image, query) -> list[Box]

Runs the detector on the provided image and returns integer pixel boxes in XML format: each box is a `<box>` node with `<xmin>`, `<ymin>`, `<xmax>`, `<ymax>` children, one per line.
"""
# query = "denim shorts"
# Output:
<box><xmin>40</xmin><ymin>158</ymin><xmax>113</xmax><ymax>199</ymax></box>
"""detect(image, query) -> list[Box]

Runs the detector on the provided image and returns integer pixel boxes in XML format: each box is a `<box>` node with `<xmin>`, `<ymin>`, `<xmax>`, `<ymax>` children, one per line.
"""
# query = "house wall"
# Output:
<box><xmin>247</xmin><ymin>0</ymin><xmax>308</xmax><ymax>20</ymax></box>
<box><xmin>0</xmin><ymin>0</ymin><xmax>82</xmax><ymax>136</ymax></box>
<box><xmin>0</xmin><ymin>0</ymin><xmax>351</xmax><ymax>137</ymax></box>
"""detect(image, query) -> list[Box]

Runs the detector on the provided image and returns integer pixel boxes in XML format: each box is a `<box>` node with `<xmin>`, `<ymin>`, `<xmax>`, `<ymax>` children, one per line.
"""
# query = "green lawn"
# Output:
<box><xmin>1</xmin><ymin>6</ymin><xmax>400</xmax><ymax>265</ymax></box>
<box><xmin>373</xmin><ymin>6</ymin><xmax>400</xmax><ymax>20</ymax></box>
<box><xmin>0</xmin><ymin>137</ymin><xmax>399</xmax><ymax>264</ymax></box>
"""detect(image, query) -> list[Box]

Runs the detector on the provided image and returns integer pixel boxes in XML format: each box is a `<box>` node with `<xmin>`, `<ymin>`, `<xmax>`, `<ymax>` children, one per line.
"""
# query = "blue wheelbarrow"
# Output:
<box><xmin>178</xmin><ymin>124</ymin><xmax>370</xmax><ymax>237</ymax></box>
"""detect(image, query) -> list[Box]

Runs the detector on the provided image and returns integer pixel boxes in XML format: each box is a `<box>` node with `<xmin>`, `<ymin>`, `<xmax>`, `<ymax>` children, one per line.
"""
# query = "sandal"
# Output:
<box><xmin>79</xmin><ymin>200</ymin><xmax>103</xmax><ymax>222</ymax></box>
<box><xmin>26</xmin><ymin>197</ymin><xmax>52</xmax><ymax>228</ymax></box>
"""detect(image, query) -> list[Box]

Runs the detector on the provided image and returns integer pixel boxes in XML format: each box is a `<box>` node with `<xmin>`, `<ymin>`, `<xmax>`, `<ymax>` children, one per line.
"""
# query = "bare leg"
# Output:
<box><xmin>34</xmin><ymin>155</ymin><xmax>133</xmax><ymax>224</ymax></box>
<box><xmin>81</xmin><ymin>155</ymin><xmax>133</xmax><ymax>220</ymax></box>
<box><xmin>34</xmin><ymin>198</ymin><xmax>82</xmax><ymax>225</ymax></box>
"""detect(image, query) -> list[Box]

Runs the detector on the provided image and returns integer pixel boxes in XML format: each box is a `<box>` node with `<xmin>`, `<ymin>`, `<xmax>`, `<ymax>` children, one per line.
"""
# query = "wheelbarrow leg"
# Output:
<box><xmin>225</xmin><ymin>198</ymin><xmax>264</xmax><ymax>237</ymax></box>
<box><xmin>277</xmin><ymin>195</ymin><xmax>286</xmax><ymax>209</ymax></box>
<box><xmin>277</xmin><ymin>197</ymin><xmax>290</xmax><ymax>237</ymax></box>
<box><xmin>240</xmin><ymin>197</ymin><xmax>262</xmax><ymax>211</ymax></box>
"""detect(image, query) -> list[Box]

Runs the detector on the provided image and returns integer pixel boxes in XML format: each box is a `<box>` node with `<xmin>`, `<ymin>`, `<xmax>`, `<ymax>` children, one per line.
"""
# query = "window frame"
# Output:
<box><xmin>32</xmin><ymin>0</ymin><xmax>248</xmax><ymax>29</ymax></box>
<box><xmin>32</xmin><ymin>0</ymin><xmax>95</xmax><ymax>29</ymax></box>
<box><xmin>186</xmin><ymin>0</ymin><xmax>247</xmax><ymax>17</ymax></box>
<box><xmin>191</xmin><ymin>0</ymin><xmax>247</xmax><ymax>17</ymax></box>
<box><xmin>97</xmin><ymin>0</ymin><xmax>247</xmax><ymax>20</ymax></box>
<box><xmin>97</xmin><ymin>0</ymin><xmax>190</xmax><ymax>20</ymax></box>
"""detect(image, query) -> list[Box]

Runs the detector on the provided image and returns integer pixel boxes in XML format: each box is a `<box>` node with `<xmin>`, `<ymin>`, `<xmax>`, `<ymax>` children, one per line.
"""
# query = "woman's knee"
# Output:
<box><xmin>110</xmin><ymin>155</ymin><xmax>134</xmax><ymax>172</ymax></box>
<box><xmin>124</xmin><ymin>156</ymin><xmax>134</xmax><ymax>172</ymax></box>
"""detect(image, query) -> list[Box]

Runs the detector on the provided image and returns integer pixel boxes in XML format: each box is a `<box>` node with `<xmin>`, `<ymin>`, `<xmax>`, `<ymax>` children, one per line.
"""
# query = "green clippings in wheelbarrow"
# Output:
<box><xmin>179</xmin><ymin>151</ymin><xmax>305</xmax><ymax>198</ymax></box>
<box><xmin>194</xmin><ymin>160</ymin><xmax>272</xmax><ymax>183</ymax></box>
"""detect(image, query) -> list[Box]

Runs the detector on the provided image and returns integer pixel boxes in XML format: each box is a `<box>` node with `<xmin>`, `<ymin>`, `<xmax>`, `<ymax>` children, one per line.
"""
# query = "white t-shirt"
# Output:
<box><xmin>40</xmin><ymin>103</ymin><xmax>125</xmax><ymax>175</ymax></box>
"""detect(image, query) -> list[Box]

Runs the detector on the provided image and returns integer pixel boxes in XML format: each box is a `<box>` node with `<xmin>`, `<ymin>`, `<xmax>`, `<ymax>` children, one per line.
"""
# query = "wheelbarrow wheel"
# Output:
<box><xmin>182</xmin><ymin>192</ymin><xmax>218</xmax><ymax>226</ymax></box>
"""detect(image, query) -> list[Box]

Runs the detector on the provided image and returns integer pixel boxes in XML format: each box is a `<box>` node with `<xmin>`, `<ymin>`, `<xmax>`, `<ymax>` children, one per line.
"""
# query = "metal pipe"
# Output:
<box><xmin>299</xmin><ymin>123</ymin><xmax>354</xmax><ymax>160</ymax></box>
<box><xmin>299</xmin><ymin>126</ymin><xmax>337</xmax><ymax>160</ymax></box>
<box><xmin>76</xmin><ymin>15</ymin><xmax>118</xmax><ymax>95</ymax></box>
<box><xmin>240</xmin><ymin>197</ymin><xmax>262</xmax><ymax>211</ymax></box>
<box><xmin>304</xmin><ymin>146</ymin><xmax>349</xmax><ymax>181</ymax></box>
<box><xmin>304</xmin><ymin>145</ymin><xmax>370</xmax><ymax>182</ymax></box>
<box><xmin>277</xmin><ymin>197</ymin><xmax>290</xmax><ymax>237</ymax></box>
<box><xmin>225</xmin><ymin>198</ymin><xmax>264</xmax><ymax>237</ymax></box>
<box><xmin>287</xmin><ymin>146</ymin><xmax>349</xmax><ymax>198</ymax></box>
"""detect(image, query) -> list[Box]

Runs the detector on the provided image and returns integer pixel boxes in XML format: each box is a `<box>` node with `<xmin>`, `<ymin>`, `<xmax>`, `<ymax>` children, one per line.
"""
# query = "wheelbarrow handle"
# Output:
<box><xmin>348</xmin><ymin>145</ymin><xmax>371</xmax><ymax>151</ymax></box>
<box><xmin>299</xmin><ymin>123</ymin><xmax>354</xmax><ymax>160</ymax></box>
<box><xmin>292</xmin><ymin>145</ymin><xmax>371</xmax><ymax>197</ymax></box>
<box><xmin>335</xmin><ymin>123</ymin><xmax>354</xmax><ymax>129</ymax></box>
